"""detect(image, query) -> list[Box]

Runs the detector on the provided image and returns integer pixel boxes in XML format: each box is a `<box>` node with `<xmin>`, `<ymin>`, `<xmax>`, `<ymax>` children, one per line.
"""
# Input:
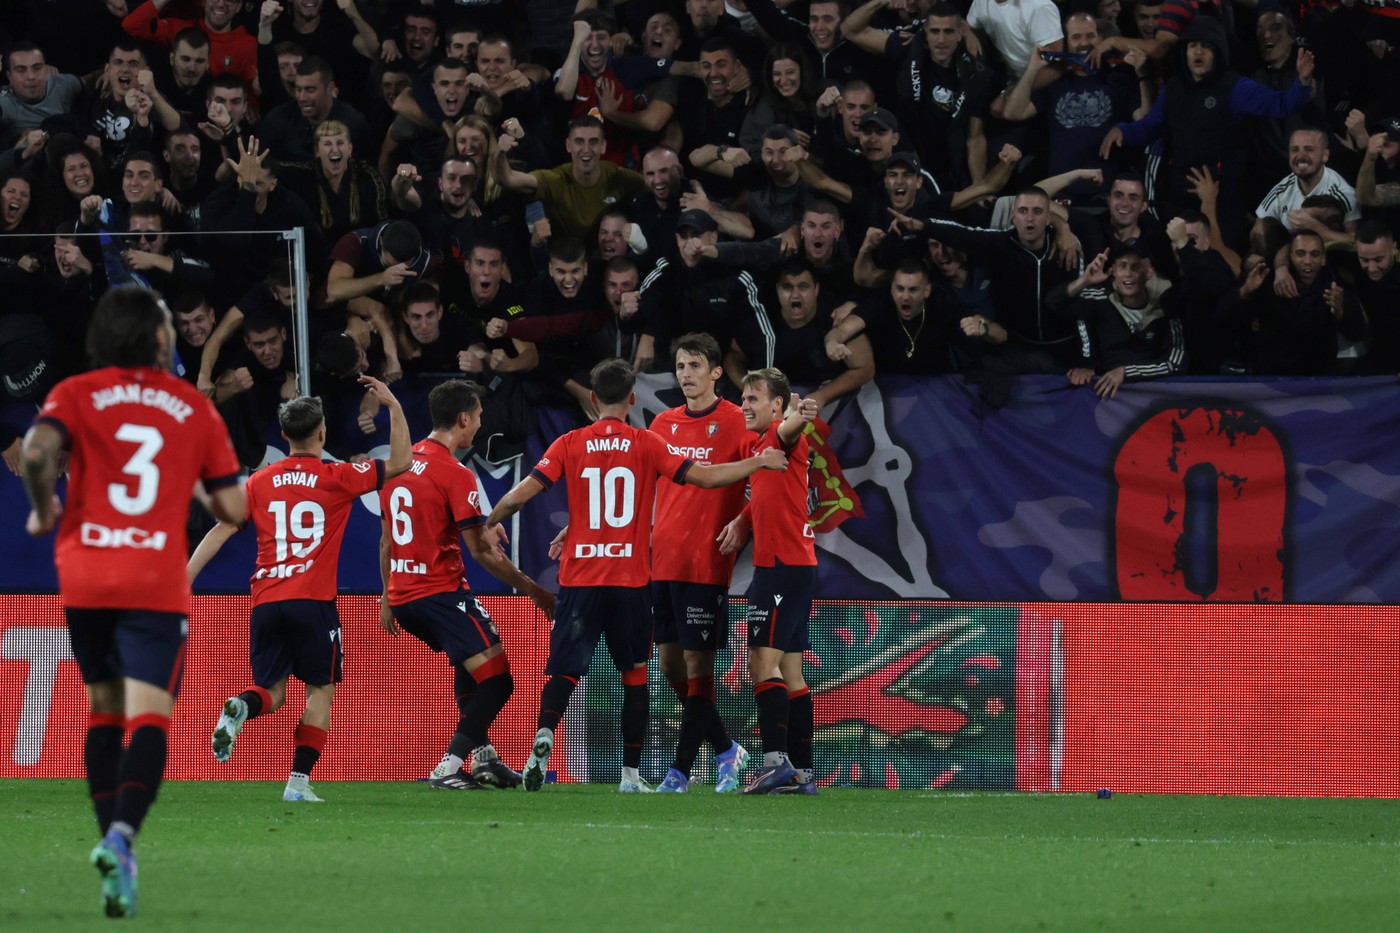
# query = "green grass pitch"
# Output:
<box><xmin>3</xmin><ymin>780</ymin><xmax>1397</xmax><ymax>931</ymax></box>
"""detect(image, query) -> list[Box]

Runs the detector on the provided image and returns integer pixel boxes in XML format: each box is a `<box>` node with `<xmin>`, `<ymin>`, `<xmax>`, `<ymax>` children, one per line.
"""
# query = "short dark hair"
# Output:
<box><xmin>671</xmin><ymin>332</ymin><xmax>723</xmax><ymax>369</ymax></box>
<box><xmin>295</xmin><ymin>55</ymin><xmax>334</xmax><ymax>84</ymax></box>
<box><xmin>763</xmin><ymin>124</ymin><xmax>800</xmax><ymax>145</ymax></box>
<box><xmin>267</xmin><ymin>256</ymin><xmax>293</xmax><ymax>288</ymax></box>
<box><xmin>173</xmin><ymin>27</ymin><xmax>210</xmax><ymax>51</ymax></box>
<box><xmin>548</xmin><ymin>237</ymin><xmax>587</xmax><ymax>265</ymax></box>
<box><xmin>1014</xmin><ymin>185</ymin><xmax>1051</xmax><ymax>202</ymax></box>
<box><xmin>1177</xmin><ymin>209</ymin><xmax>1210</xmax><ymax>231</ymax></box>
<box><xmin>590</xmin><ymin>358</ymin><xmax>636</xmax><ymax>405</ymax></box>
<box><xmin>87</xmin><ymin>286</ymin><xmax>167</xmax><ymax>368</ymax></box>
<box><xmin>700</xmin><ymin>36</ymin><xmax>738</xmax><ymax>58</ymax></box>
<box><xmin>428</xmin><ymin>379</ymin><xmax>484</xmax><ymax>429</ymax></box>
<box><xmin>278</xmin><ymin>396</ymin><xmax>324</xmax><ymax>442</ymax></box>
<box><xmin>603</xmin><ymin>255</ymin><xmax>639</xmax><ymax>279</ymax></box>
<box><xmin>314</xmin><ymin>331</ymin><xmax>360</xmax><ymax>378</ymax></box>
<box><xmin>434</xmin><ymin>57</ymin><xmax>469</xmax><ymax>78</ymax></box>
<box><xmin>243</xmin><ymin>307</ymin><xmax>283</xmax><ymax>336</ymax></box>
<box><xmin>573</xmin><ymin>9</ymin><xmax>618</xmax><ymax>34</ymax></box>
<box><xmin>741</xmin><ymin>367</ymin><xmax>791</xmax><ymax>403</ymax></box>
<box><xmin>567</xmin><ymin>114</ymin><xmax>605</xmax><ymax>135</ymax></box>
<box><xmin>925</xmin><ymin>3</ymin><xmax>961</xmax><ymax>20</ymax></box>
<box><xmin>477</xmin><ymin>34</ymin><xmax>516</xmax><ymax>58</ymax></box>
<box><xmin>776</xmin><ymin>259</ymin><xmax>817</xmax><ymax>284</ymax></box>
<box><xmin>400</xmin><ymin>281</ymin><xmax>440</xmax><ymax>309</ymax></box>
<box><xmin>5</xmin><ymin>41</ymin><xmax>44</xmax><ymax>65</ymax></box>
<box><xmin>379</xmin><ymin>220</ymin><xmax>422</xmax><ymax>264</ymax></box>
<box><xmin>169</xmin><ymin>288</ymin><xmax>209</xmax><ymax>316</ymax></box>
<box><xmin>893</xmin><ymin>257</ymin><xmax>930</xmax><ymax>279</ymax></box>
<box><xmin>209</xmin><ymin>73</ymin><xmax>246</xmax><ymax>96</ymax></box>
<box><xmin>122</xmin><ymin>151</ymin><xmax>163</xmax><ymax>179</ymax></box>
<box><xmin>1356</xmin><ymin>218</ymin><xmax>1394</xmax><ymax>246</ymax></box>
<box><xmin>803</xmin><ymin>197</ymin><xmax>842</xmax><ymax>221</ymax></box>
<box><xmin>127</xmin><ymin>201</ymin><xmax>165</xmax><ymax>226</ymax></box>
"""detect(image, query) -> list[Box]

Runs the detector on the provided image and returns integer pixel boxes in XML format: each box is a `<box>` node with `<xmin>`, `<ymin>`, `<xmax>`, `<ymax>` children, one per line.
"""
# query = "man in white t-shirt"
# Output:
<box><xmin>1255</xmin><ymin>126</ymin><xmax>1360</xmax><ymax>236</ymax></box>
<box><xmin>966</xmin><ymin>0</ymin><xmax>1063</xmax><ymax>78</ymax></box>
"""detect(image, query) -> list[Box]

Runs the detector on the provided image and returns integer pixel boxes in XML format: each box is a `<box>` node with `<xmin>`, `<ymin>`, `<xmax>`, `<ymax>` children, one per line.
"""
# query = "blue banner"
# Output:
<box><xmin>6</xmin><ymin>374</ymin><xmax>1400</xmax><ymax>602</ymax></box>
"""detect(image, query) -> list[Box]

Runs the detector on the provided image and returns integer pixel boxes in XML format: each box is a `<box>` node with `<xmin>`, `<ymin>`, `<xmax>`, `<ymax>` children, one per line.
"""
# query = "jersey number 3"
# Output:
<box><xmin>109</xmin><ymin>423</ymin><xmax>163</xmax><ymax>516</ymax></box>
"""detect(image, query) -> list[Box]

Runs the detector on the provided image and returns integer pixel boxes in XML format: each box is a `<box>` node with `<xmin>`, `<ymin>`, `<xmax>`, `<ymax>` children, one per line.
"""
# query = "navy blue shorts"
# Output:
<box><xmin>66</xmin><ymin>608</ymin><xmax>188</xmax><ymax>695</ymax></box>
<box><xmin>393</xmin><ymin>589</ymin><xmax>500</xmax><ymax>667</ymax></box>
<box><xmin>249</xmin><ymin>600</ymin><xmax>343</xmax><ymax>688</ymax></box>
<box><xmin>746</xmin><ymin>563</ymin><xmax>815</xmax><ymax>654</ymax></box>
<box><xmin>652</xmin><ymin>581</ymin><xmax>728</xmax><ymax>652</ymax></box>
<box><xmin>547</xmin><ymin>585</ymin><xmax>652</xmax><ymax>676</ymax></box>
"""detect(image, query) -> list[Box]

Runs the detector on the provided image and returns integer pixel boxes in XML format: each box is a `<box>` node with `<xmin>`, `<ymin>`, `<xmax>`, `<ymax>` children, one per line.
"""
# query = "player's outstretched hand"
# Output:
<box><xmin>547</xmin><ymin>524</ymin><xmax>567</xmax><ymax>561</ymax></box>
<box><xmin>794</xmin><ymin>394</ymin><xmax>820</xmax><ymax>423</ymax></box>
<box><xmin>379</xmin><ymin>598</ymin><xmax>399</xmax><ymax>636</ymax></box>
<box><xmin>716</xmin><ymin>515</ymin><xmax>751</xmax><ymax>555</ymax></box>
<box><xmin>25</xmin><ymin>495</ymin><xmax>62</xmax><ymax>537</ymax></box>
<box><xmin>529</xmin><ymin>587</ymin><xmax>556</xmax><ymax>622</ymax></box>
<box><xmin>487</xmin><ymin>523</ymin><xmax>510</xmax><ymax>562</ymax></box>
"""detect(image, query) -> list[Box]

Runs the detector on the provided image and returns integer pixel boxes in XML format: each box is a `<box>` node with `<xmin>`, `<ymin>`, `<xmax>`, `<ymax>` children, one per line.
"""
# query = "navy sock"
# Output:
<box><xmin>753</xmin><ymin>678</ymin><xmax>789</xmax><ymax>756</ymax></box>
<box><xmin>461</xmin><ymin>671</ymin><xmax>513</xmax><ymax>751</ymax></box>
<box><xmin>452</xmin><ymin>665</ymin><xmax>477</xmax><ymax>718</ymax></box>
<box><xmin>112</xmin><ymin>715</ymin><xmax>169</xmax><ymax>838</ymax></box>
<box><xmin>621</xmin><ymin>682</ymin><xmax>648</xmax><ymax>770</ymax></box>
<box><xmin>238</xmin><ymin>687</ymin><xmax>269</xmax><ymax>720</ymax></box>
<box><xmin>538</xmin><ymin>675</ymin><xmax>578</xmax><ymax>733</ymax></box>
<box><xmin>673</xmin><ymin>698</ymin><xmax>704</xmax><ymax>774</ymax></box>
<box><xmin>84</xmin><ymin>714</ymin><xmax>123</xmax><ymax>835</ymax></box>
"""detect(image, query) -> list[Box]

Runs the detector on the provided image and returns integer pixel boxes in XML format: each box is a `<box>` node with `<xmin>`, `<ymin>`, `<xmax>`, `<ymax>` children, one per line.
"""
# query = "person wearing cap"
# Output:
<box><xmin>1047</xmin><ymin>241</ymin><xmax>1185</xmax><ymax>397</ymax></box>
<box><xmin>854</xmin><ymin>144</ymin><xmax>1024</xmax><ymax>287</ymax></box>
<box><xmin>630</xmin><ymin>207</ymin><xmax>770</xmax><ymax>375</ymax></box>
<box><xmin>843</xmin><ymin>2</ymin><xmax>996</xmax><ymax>190</ymax></box>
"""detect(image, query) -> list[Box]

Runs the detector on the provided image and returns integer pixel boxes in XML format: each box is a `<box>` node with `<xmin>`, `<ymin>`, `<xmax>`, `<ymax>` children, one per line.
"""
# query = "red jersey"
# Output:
<box><xmin>121</xmin><ymin>6</ymin><xmax>259</xmax><ymax>87</ymax></box>
<box><xmin>748</xmin><ymin>423</ymin><xmax>817</xmax><ymax>568</ymax></box>
<box><xmin>649</xmin><ymin>398</ymin><xmax>748</xmax><ymax>585</ymax></box>
<box><xmin>379</xmin><ymin>439</ymin><xmax>485</xmax><ymax>604</ymax></box>
<box><xmin>245</xmin><ymin>454</ymin><xmax>385</xmax><ymax>606</ymax></box>
<box><xmin>36</xmin><ymin>366</ymin><xmax>241</xmax><ymax>613</ymax></box>
<box><xmin>531</xmin><ymin>417</ymin><xmax>693</xmax><ymax>588</ymax></box>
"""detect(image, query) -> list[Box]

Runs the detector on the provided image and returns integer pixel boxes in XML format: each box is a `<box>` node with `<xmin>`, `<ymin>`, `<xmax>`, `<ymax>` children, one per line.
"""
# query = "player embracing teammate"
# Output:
<box><xmin>487</xmin><ymin>358</ymin><xmax>786</xmax><ymax>792</ymax></box>
<box><xmin>722</xmin><ymin>369</ymin><xmax>822</xmax><ymax>795</ymax></box>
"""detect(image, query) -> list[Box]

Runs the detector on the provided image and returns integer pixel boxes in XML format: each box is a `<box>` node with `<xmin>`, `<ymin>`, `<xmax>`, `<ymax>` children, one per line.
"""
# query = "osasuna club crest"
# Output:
<box><xmin>707</xmin><ymin>421</ymin><xmax>718</xmax><ymax>437</ymax></box>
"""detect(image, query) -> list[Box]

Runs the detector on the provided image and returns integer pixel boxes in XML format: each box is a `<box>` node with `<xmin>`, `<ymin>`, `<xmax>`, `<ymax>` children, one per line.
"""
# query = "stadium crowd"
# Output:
<box><xmin>3</xmin><ymin>0</ymin><xmax>1400</xmax><ymax>467</ymax></box>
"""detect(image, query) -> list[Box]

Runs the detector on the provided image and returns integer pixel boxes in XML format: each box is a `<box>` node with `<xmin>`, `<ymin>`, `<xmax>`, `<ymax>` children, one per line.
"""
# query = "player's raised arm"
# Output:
<box><xmin>685</xmin><ymin>446</ymin><xmax>787</xmax><ymax>488</ymax></box>
<box><xmin>187</xmin><ymin>521</ymin><xmax>241</xmax><ymax>583</ymax></box>
<box><xmin>776</xmin><ymin>394</ymin><xmax>820</xmax><ymax>447</ymax></box>
<box><xmin>485</xmin><ymin>475</ymin><xmax>547</xmax><ymax>529</ymax></box>
<box><xmin>359</xmin><ymin>374</ymin><xmax>412</xmax><ymax>478</ymax></box>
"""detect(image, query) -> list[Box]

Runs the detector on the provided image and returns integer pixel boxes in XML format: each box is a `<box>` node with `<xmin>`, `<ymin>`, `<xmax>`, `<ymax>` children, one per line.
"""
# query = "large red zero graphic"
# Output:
<box><xmin>1115</xmin><ymin>407</ymin><xmax>1287</xmax><ymax>601</ymax></box>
